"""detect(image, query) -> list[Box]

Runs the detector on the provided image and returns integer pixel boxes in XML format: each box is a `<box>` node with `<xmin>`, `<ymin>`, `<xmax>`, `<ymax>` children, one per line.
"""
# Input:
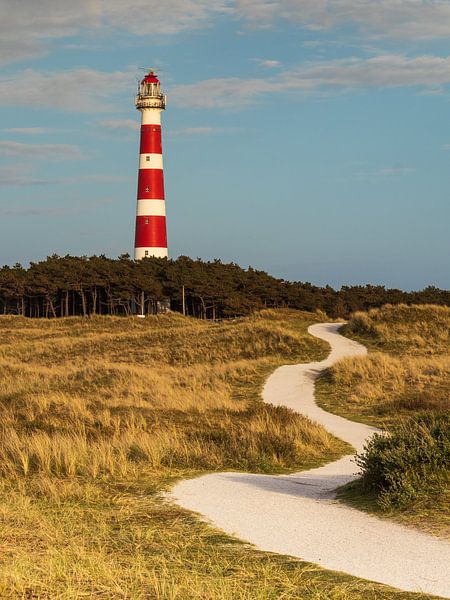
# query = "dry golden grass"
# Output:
<box><xmin>317</xmin><ymin>304</ymin><xmax>450</xmax><ymax>426</ymax></box>
<box><xmin>0</xmin><ymin>311</ymin><xmax>343</xmax><ymax>482</ymax></box>
<box><xmin>0</xmin><ymin>309</ymin><xmax>437</xmax><ymax>598</ymax></box>
<box><xmin>344</xmin><ymin>304</ymin><xmax>449</xmax><ymax>356</ymax></box>
<box><xmin>317</xmin><ymin>352</ymin><xmax>449</xmax><ymax>427</ymax></box>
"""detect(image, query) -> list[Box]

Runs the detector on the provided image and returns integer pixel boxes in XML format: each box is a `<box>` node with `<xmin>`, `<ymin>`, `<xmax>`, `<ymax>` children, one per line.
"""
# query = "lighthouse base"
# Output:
<box><xmin>134</xmin><ymin>247</ymin><xmax>168</xmax><ymax>260</ymax></box>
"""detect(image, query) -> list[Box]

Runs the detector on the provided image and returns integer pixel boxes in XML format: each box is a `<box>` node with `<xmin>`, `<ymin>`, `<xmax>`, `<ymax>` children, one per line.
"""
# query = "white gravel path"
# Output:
<box><xmin>170</xmin><ymin>323</ymin><xmax>450</xmax><ymax>598</ymax></box>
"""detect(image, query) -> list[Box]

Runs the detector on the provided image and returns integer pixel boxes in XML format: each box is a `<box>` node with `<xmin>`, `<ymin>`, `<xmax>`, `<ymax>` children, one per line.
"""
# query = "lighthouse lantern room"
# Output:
<box><xmin>134</xmin><ymin>70</ymin><xmax>168</xmax><ymax>260</ymax></box>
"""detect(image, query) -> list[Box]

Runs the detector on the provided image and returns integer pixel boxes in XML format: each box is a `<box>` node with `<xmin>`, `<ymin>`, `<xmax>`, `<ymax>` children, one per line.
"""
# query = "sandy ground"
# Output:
<box><xmin>170</xmin><ymin>323</ymin><xmax>450</xmax><ymax>598</ymax></box>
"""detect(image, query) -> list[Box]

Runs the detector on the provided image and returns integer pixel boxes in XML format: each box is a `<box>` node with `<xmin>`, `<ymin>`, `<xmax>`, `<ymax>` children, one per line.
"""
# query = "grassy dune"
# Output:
<box><xmin>316</xmin><ymin>304</ymin><xmax>449</xmax><ymax>537</ymax></box>
<box><xmin>0</xmin><ymin>311</ymin><xmax>342</xmax><ymax>480</ymax></box>
<box><xmin>317</xmin><ymin>304</ymin><xmax>449</xmax><ymax>427</ymax></box>
<box><xmin>0</xmin><ymin>309</ymin><xmax>429</xmax><ymax>599</ymax></box>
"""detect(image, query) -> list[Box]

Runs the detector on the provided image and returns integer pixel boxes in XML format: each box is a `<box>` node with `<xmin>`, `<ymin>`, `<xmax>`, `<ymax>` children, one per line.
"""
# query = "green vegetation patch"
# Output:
<box><xmin>341</xmin><ymin>413</ymin><xmax>450</xmax><ymax>538</ymax></box>
<box><xmin>356</xmin><ymin>413</ymin><xmax>449</xmax><ymax>509</ymax></box>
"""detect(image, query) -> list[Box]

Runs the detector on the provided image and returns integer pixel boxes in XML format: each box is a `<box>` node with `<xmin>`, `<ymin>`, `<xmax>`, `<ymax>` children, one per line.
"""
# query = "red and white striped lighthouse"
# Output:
<box><xmin>134</xmin><ymin>70</ymin><xmax>168</xmax><ymax>260</ymax></box>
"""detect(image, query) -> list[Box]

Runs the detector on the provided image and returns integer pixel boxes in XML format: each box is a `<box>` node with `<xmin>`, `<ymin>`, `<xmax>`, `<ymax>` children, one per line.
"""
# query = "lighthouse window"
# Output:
<box><xmin>145</xmin><ymin>218</ymin><xmax>149</xmax><ymax>224</ymax></box>
<box><xmin>146</xmin><ymin>156</ymin><xmax>150</xmax><ymax>162</ymax></box>
<box><xmin>145</xmin><ymin>250</ymin><xmax>149</xmax><ymax>257</ymax></box>
<box><xmin>145</xmin><ymin>186</ymin><xmax>150</xmax><ymax>192</ymax></box>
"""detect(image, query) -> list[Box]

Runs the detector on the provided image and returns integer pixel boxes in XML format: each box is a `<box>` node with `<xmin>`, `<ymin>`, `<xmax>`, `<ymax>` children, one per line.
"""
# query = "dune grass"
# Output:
<box><xmin>316</xmin><ymin>304</ymin><xmax>449</xmax><ymax>427</ymax></box>
<box><xmin>315</xmin><ymin>304</ymin><xmax>450</xmax><ymax>537</ymax></box>
<box><xmin>0</xmin><ymin>309</ymin><xmax>438</xmax><ymax>598</ymax></box>
<box><xmin>0</xmin><ymin>311</ymin><xmax>343</xmax><ymax>480</ymax></box>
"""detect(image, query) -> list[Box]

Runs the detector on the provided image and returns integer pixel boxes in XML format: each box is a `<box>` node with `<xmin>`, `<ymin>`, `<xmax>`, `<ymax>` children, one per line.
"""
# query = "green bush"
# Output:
<box><xmin>356</xmin><ymin>412</ymin><xmax>450</xmax><ymax>509</ymax></box>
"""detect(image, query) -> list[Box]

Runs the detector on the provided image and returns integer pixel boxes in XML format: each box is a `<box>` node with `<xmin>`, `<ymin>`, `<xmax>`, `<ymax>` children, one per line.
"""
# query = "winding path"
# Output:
<box><xmin>170</xmin><ymin>323</ymin><xmax>450</xmax><ymax>598</ymax></box>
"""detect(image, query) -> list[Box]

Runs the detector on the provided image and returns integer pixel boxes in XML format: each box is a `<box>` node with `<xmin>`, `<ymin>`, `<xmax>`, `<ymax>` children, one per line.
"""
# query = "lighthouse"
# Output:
<box><xmin>134</xmin><ymin>70</ymin><xmax>168</xmax><ymax>260</ymax></box>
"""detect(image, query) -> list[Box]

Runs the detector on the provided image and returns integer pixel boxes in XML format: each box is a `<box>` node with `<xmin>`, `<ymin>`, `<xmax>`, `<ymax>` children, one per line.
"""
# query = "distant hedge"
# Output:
<box><xmin>1</xmin><ymin>254</ymin><xmax>448</xmax><ymax>319</ymax></box>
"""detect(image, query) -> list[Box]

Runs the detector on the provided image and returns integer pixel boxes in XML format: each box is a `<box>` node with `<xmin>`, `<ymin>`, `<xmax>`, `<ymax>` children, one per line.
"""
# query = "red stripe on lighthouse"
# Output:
<box><xmin>137</xmin><ymin>169</ymin><xmax>165</xmax><ymax>199</ymax></box>
<box><xmin>140</xmin><ymin>125</ymin><xmax>162</xmax><ymax>154</ymax></box>
<box><xmin>134</xmin><ymin>215</ymin><xmax>167</xmax><ymax>248</ymax></box>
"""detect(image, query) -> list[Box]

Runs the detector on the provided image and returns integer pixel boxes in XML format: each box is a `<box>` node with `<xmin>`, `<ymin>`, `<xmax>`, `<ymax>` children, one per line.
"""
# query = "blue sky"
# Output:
<box><xmin>0</xmin><ymin>0</ymin><xmax>449</xmax><ymax>290</ymax></box>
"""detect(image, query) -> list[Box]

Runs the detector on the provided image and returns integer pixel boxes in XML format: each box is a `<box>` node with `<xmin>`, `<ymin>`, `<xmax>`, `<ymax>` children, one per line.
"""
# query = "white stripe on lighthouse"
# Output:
<box><xmin>136</xmin><ymin>199</ymin><xmax>166</xmax><ymax>216</ymax></box>
<box><xmin>141</xmin><ymin>110</ymin><xmax>162</xmax><ymax>125</ymax></box>
<box><xmin>135</xmin><ymin>247</ymin><xmax>168</xmax><ymax>260</ymax></box>
<box><xmin>139</xmin><ymin>153</ymin><xmax>163</xmax><ymax>170</ymax></box>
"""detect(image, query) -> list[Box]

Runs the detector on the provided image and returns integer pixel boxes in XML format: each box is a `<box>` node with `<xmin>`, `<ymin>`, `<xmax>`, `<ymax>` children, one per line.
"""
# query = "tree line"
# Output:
<box><xmin>0</xmin><ymin>254</ymin><xmax>448</xmax><ymax>319</ymax></box>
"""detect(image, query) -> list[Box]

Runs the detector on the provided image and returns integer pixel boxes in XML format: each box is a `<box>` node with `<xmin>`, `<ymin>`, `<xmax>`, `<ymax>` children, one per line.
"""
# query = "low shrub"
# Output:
<box><xmin>356</xmin><ymin>412</ymin><xmax>450</xmax><ymax>509</ymax></box>
<box><xmin>345</xmin><ymin>311</ymin><xmax>379</xmax><ymax>337</ymax></box>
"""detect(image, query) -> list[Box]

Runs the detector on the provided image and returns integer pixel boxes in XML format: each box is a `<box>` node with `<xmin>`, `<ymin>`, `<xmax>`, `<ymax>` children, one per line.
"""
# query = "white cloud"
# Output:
<box><xmin>0</xmin><ymin>0</ymin><xmax>96</xmax><ymax>65</ymax></box>
<box><xmin>0</xmin><ymin>140</ymin><xmax>84</xmax><ymax>160</ymax></box>
<box><xmin>100</xmin><ymin>0</ymin><xmax>231</xmax><ymax>35</ymax></box>
<box><xmin>235</xmin><ymin>0</ymin><xmax>450</xmax><ymax>40</ymax></box>
<box><xmin>1</xmin><ymin>1</ymin><xmax>450</xmax><ymax>69</ymax></box>
<box><xmin>282</xmin><ymin>54</ymin><xmax>450</xmax><ymax>89</ymax></box>
<box><xmin>0</xmin><ymin>165</ymin><xmax>54</xmax><ymax>186</ymax></box>
<box><xmin>171</xmin><ymin>77</ymin><xmax>271</xmax><ymax>108</ymax></box>
<box><xmin>97</xmin><ymin>119</ymin><xmax>139</xmax><ymax>131</ymax></box>
<box><xmin>0</xmin><ymin>68</ymin><xmax>131</xmax><ymax>112</ymax></box>
<box><xmin>0</xmin><ymin>206</ymin><xmax>71</xmax><ymax>217</ymax></box>
<box><xmin>0</xmin><ymin>196</ymin><xmax>118</xmax><ymax>216</ymax></box>
<box><xmin>253</xmin><ymin>58</ymin><xmax>282</xmax><ymax>68</ymax></box>
<box><xmin>171</xmin><ymin>54</ymin><xmax>450</xmax><ymax>108</ymax></box>
<box><xmin>302</xmin><ymin>41</ymin><xmax>323</xmax><ymax>48</ymax></box>
<box><xmin>169</xmin><ymin>126</ymin><xmax>233</xmax><ymax>136</ymax></box>
<box><xmin>63</xmin><ymin>174</ymin><xmax>129</xmax><ymax>184</ymax></box>
<box><xmin>0</xmin><ymin>164</ymin><xmax>129</xmax><ymax>186</ymax></box>
<box><xmin>376</xmin><ymin>167</ymin><xmax>415</xmax><ymax>177</ymax></box>
<box><xmin>3</xmin><ymin>128</ymin><xmax>51</xmax><ymax>135</ymax></box>
<box><xmin>0</xmin><ymin>0</ymin><xmax>230</xmax><ymax>65</ymax></box>
<box><xmin>332</xmin><ymin>164</ymin><xmax>416</xmax><ymax>183</ymax></box>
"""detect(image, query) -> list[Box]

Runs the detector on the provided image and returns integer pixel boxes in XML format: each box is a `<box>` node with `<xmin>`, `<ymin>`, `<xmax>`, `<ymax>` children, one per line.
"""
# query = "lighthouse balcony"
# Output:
<box><xmin>135</xmin><ymin>95</ymin><xmax>167</xmax><ymax>109</ymax></box>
